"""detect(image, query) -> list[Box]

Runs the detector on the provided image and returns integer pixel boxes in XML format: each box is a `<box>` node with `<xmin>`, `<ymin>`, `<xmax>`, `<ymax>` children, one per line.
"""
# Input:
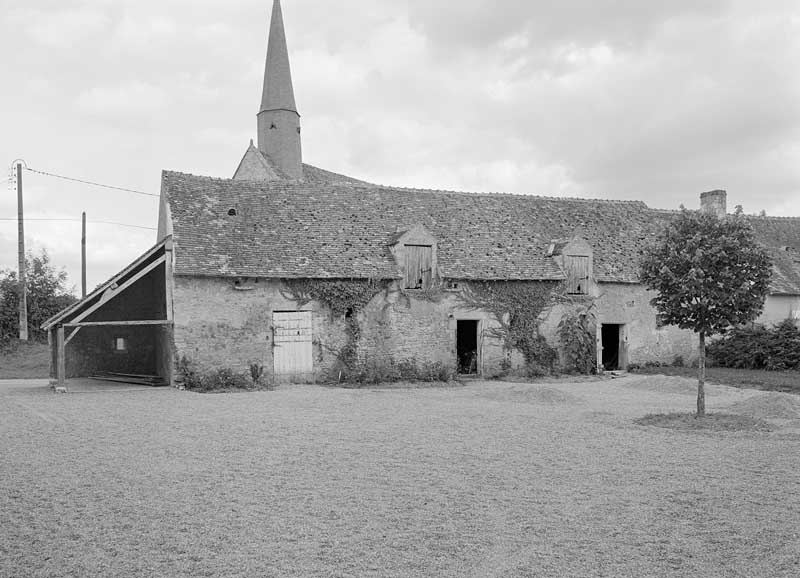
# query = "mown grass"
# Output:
<box><xmin>0</xmin><ymin>339</ymin><xmax>49</xmax><ymax>379</ymax></box>
<box><xmin>632</xmin><ymin>365</ymin><xmax>800</xmax><ymax>394</ymax></box>
<box><xmin>2</xmin><ymin>376</ymin><xmax>799</xmax><ymax>578</ymax></box>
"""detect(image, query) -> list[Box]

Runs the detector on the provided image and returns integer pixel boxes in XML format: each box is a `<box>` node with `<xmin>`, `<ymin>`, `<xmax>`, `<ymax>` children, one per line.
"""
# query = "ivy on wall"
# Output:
<box><xmin>280</xmin><ymin>278</ymin><xmax>388</xmax><ymax>373</ymax></box>
<box><xmin>557</xmin><ymin>302</ymin><xmax>597</xmax><ymax>373</ymax></box>
<box><xmin>457</xmin><ymin>280</ymin><xmax>564</xmax><ymax>374</ymax></box>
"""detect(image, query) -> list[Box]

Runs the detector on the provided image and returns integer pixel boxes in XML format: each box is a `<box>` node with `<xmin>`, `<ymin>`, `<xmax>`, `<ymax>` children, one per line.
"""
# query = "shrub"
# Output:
<box><xmin>557</xmin><ymin>306</ymin><xmax>596</xmax><ymax>374</ymax></box>
<box><xmin>349</xmin><ymin>356</ymin><xmax>400</xmax><ymax>385</ymax></box>
<box><xmin>344</xmin><ymin>357</ymin><xmax>456</xmax><ymax>385</ymax></box>
<box><xmin>176</xmin><ymin>356</ymin><xmax>253</xmax><ymax>391</ymax></box>
<box><xmin>206</xmin><ymin>368</ymin><xmax>250</xmax><ymax>390</ymax></box>
<box><xmin>707</xmin><ymin>318</ymin><xmax>800</xmax><ymax>371</ymax></box>
<box><xmin>249</xmin><ymin>362</ymin><xmax>264</xmax><ymax>385</ymax></box>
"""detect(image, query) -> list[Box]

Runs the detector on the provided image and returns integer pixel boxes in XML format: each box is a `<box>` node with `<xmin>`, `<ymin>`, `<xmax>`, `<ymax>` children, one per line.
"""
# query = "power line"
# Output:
<box><xmin>0</xmin><ymin>217</ymin><xmax>156</xmax><ymax>231</ymax></box>
<box><xmin>23</xmin><ymin>167</ymin><xmax>160</xmax><ymax>198</ymax></box>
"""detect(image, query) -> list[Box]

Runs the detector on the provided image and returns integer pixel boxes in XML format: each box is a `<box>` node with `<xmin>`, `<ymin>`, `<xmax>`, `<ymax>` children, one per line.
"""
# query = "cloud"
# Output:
<box><xmin>76</xmin><ymin>81</ymin><xmax>169</xmax><ymax>118</ymax></box>
<box><xmin>15</xmin><ymin>7</ymin><xmax>110</xmax><ymax>47</ymax></box>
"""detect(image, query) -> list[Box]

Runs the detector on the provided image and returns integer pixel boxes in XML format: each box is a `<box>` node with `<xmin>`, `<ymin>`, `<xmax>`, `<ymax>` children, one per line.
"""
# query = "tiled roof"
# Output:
<box><xmin>163</xmin><ymin>171</ymin><xmax>661</xmax><ymax>282</ymax></box>
<box><xmin>747</xmin><ymin>216</ymin><xmax>800</xmax><ymax>295</ymax></box>
<box><xmin>300</xmin><ymin>163</ymin><xmax>371</xmax><ymax>186</ymax></box>
<box><xmin>161</xmin><ymin>171</ymin><xmax>800</xmax><ymax>292</ymax></box>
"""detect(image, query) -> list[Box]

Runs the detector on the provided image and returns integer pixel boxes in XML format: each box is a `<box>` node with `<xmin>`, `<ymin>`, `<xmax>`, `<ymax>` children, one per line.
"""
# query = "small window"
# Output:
<box><xmin>405</xmin><ymin>245</ymin><xmax>433</xmax><ymax>289</ymax></box>
<box><xmin>565</xmin><ymin>255</ymin><xmax>589</xmax><ymax>295</ymax></box>
<box><xmin>113</xmin><ymin>337</ymin><xmax>128</xmax><ymax>352</ymax></box>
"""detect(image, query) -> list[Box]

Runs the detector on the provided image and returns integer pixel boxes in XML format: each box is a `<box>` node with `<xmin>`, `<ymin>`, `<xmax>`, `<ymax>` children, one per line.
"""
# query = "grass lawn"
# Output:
<box><xmin>632</xmin><ymin>365</ymin><xmax>800</xmax><ymax>394</ymax></box>
<box><xmin>1</xmin><ymin>375</ymin><xmax>799</xmax><ymax>578</ymax></box>
<box><xmin>0</xmin><ymin>340</ymin><xmax>50</xmax><ymax>379</ymax></box>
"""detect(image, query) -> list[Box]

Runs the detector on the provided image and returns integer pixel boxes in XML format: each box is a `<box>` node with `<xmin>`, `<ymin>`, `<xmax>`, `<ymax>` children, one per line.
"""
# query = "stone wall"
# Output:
<box><xmin>593</xmin><ymin>283</ymin><xmax>697</xmax><ymax>366</ymax></box>
<box><xmin>172</xmin><ymin>276</ymin><xmax>696</xmax><ymax>381</ymax></box>
<box><xmin>758</xmin><ymin>294</ymin><xmax>800</xmax><ymax>326</ymax></box>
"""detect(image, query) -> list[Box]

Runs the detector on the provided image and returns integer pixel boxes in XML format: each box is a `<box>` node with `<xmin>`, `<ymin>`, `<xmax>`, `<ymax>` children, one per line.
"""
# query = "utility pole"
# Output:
<box><xmin>16</xmin><ymin>161</ymin><xmax>28</xmax><ymax>341</ymax></box>
<box><xmin>81</xmin><ymin>211</ymin><xmax>87</xmax><ymax>298</ymax></box>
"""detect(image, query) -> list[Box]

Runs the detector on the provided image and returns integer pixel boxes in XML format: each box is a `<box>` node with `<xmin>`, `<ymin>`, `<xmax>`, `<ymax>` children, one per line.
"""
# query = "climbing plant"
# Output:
<box><xmin>457</xmin><ymin>280</ymin><xmax>564</xmax><ymax>374</ymax></box>
<box><xmin>557</xmin><ymin>302</ymin><xmax>597</xmax><ymax>374</ymax></box>
<box><xmin>281</xmin><ymin>278</ymin><xmax>388</xmax><ymax>374</ymax></box>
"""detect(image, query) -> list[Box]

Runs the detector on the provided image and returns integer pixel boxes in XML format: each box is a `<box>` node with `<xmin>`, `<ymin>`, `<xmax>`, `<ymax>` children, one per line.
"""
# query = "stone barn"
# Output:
<box><xmin>43</xmin><ymin>0</ymin><xmax>800</xmax><ymax>386</ymax></box>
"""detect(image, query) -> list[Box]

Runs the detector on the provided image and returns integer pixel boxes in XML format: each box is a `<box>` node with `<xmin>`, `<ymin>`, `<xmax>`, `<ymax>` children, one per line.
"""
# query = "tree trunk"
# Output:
<box><xmin>697</xmin><ymin>331</ymin><xmax>706</xmax><ymax>417</ymax></box>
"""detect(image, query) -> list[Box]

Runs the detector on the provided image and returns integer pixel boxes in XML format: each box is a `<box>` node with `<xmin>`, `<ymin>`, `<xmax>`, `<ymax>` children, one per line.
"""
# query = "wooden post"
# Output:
<box><xmin>17</xmin><ymin>162</ymin><xmax>28</xmax><ymax>341</ymax></box>
<box><xmin>164</xmin><ymin>237</ymin><xmax>173</xmax><ymax>321</ymax></box>
<box><xmin>57</xmin><ymin>326</ymin><xmax>66</xmax><ymax>388</ymax></box>
<box><xmin>164</xmin><ymin>239</ymin><xmax>175</xmax><ymax>387</ymax></box>
<box><xmin>81</xmin><ymin>212</ymin><xmax>87</xmax><ymax>298</ymax></box>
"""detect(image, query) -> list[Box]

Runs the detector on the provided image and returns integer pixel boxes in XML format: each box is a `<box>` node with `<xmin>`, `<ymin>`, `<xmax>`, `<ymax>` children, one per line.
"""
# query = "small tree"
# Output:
<box><xmin>0</xmin><ymin>250</ymin><xmax>76</xmax><ymax>343</ymax></box>
<box><xmin>639</xmin><ymin>209</ymin><xmax>772</xmax><ymax>416</ymax></box>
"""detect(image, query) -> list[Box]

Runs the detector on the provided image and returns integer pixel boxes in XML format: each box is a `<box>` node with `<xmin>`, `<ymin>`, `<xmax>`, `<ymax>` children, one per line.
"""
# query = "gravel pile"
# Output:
<box><xmin>728</xmin><ymin>392</ymin><xmax>800</xmax><ymax>420</ymax></box>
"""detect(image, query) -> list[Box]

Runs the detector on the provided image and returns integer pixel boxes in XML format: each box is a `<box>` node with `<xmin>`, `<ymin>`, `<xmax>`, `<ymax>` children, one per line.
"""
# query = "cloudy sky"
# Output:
<box><xmin>1</xmin><ymin>0</ymin><xmax>799</xmax><ymax>292</ymax></box>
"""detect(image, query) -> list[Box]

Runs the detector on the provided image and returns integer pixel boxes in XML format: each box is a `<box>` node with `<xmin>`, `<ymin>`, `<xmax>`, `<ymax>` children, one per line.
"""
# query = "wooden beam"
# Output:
<box><xmin>64</xmin><ymin>326</ymin><xmax>81</xmax><ymax>346</ymax></box>
<box><xmin>64</xmin><ymin>320</ymin><xmax>173</xmax><ymax>328</ymax></box>
<box><xmin>43</xmin><ymin>239</ymin><xmax>168</xmax><ymax>331</ymax></box>
<box><xmin>70</xmin><ymin>255</ymin><xmax>166</xmax><ymax>325</ymax></box>
<box><xmin>57</xmin><ymin>326</ymin><xmax>65</xmax><ymax>387</ymax></box>
<box><xmin>164</xmin><ymin>239</ymin><xmax>174</xmax><ymax>321</ymax></box>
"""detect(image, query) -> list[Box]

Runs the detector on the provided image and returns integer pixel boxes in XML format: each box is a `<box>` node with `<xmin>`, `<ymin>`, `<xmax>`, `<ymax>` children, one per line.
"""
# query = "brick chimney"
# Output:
<box><xmin>700</xmin><ymin>190</ymin><xmax>726</xmax><ymax>218</ymax></box>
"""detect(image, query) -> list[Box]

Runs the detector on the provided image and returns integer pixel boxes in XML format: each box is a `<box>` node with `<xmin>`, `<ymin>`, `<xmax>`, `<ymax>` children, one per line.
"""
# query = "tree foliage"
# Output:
<box><xmin>639</xmin><ymin>209</ymin><xmax>772</xmax><ymax>415</ymax></box>
<box><xmin>0</xmin><ymin>250</ymin><xmax>76</xmax><ymax>343</ymax></box>
<box><xmin>557</xmin><ymin>302</ymin><xmax>597</xmax><ymax>374</ymax></box>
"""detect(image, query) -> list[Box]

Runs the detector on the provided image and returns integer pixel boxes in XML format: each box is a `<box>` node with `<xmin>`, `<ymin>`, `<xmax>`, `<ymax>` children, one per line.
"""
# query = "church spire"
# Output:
<box><xmin>257</xmin><ymin>0</ymin><xmax>302</xmax><ymax>179</ymax></box>
<box><xmin>260</xmin><ymin>0</ymin><xmax>296</xmax><ymax>114</ymax></box>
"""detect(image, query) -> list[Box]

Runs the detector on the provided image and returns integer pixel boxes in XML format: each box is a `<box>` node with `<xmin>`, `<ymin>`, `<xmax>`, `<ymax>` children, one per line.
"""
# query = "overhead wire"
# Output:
<box><xmin>3</xmin><ymin>164</ymin><xmax>159</xmax><ymax>232</ymax></box>
<box><xmin>0</xmin><ymin>218</ymin><xmax>156</xmax><ymax>231</ymax></box>
<box><xmin>22</xmin><ymin>167</ymin><xmax>160</xmax><ymax>198</ymax></box>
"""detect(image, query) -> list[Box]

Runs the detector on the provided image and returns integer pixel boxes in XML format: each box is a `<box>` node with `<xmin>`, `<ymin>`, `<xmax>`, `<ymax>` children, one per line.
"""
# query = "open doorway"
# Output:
<box><xmin>456</xmin><ymin>320</ymin><xmax>479</xmax><ymax>375</ymax></box>
<box><xmin>601</xmin><ymin>324</ymin><xmax>624</xmax><ymax>370</ymax></box>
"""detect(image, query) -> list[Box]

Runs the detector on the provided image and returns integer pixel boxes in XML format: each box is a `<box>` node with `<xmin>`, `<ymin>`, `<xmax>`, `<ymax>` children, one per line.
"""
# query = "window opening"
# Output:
<box><xmin>113</xmin><ymin>337</ymin><xmax>128</xmax><ymax>353</ymax></box>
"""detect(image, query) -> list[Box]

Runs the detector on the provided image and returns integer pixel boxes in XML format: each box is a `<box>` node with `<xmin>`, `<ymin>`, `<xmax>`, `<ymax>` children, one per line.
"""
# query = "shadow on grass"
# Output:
<box><xmin>635</xmin><ymin>412</ymin><xmax>773</xmax><ymax>432</ymax></box>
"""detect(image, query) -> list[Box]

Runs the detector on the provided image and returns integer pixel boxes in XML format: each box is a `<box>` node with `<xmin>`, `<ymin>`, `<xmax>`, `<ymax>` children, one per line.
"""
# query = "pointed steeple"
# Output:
<box><xmin>257</xmin><ymin>0</ymin><xmax>302</xmax><ymax>179</ymax></box>
<box><xmin>260</xmin><ymin>0</ymin><xmax>297</xmax><ymax>114</ymax></box>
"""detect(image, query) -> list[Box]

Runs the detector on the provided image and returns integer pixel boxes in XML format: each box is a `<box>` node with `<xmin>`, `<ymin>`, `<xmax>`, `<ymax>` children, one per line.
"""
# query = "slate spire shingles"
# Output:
<box><xmin>260</xmin><ymin>0</ymin><xmax>296</xmax><ymax>114</ymax></box>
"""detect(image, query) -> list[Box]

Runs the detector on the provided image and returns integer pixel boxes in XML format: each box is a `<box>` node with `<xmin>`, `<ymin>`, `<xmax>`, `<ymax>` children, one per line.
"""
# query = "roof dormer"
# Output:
<box><xmin>388</xmin><ymin>225</ymin><xmax>438</xmax><ymax>290</ymax></box>
<box><xmin>549</xmin><ymin>234</ymin><xmax>593</xmax><ymax>296</ymax></box>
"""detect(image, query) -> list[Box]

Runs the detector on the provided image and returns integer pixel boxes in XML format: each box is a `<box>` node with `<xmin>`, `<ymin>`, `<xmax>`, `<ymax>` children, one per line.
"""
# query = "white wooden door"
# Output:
<box><xmin>273</xmin><ymin>311</ymin><xmax>313</xmax><ymax>382</ymax></box>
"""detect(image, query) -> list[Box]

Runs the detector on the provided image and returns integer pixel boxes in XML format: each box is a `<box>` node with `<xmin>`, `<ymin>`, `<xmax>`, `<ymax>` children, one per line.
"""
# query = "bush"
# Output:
<box><xmin>176</xmin><ymin>355</ymin><xmax>254</xmax><ymax>391</ymax></box>
<box><xmin>345</xmin><ymin>357</ymin><xmax>456</xmax><ymax>385</ymax></box>
<box><xmin>557</xmin><ymin>306</ymin><xmax>596</xmax><ymax>374</ymax></box>
<box><xmin>706</xmin><ymin>318</ymin><xmax>800</xmax><ymax>371</ymax></box>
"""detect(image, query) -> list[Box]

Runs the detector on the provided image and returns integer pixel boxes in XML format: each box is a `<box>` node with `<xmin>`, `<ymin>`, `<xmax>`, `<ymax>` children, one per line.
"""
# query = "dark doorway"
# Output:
<box><xmin>601</xmin><ymin>324</ymin><xmax>621</xmax><ymax>370</ymax></box>
<box><xmin>456</xmin><ymin>320</ymin><xmax>479</xmax><ymax>374</ymax></box>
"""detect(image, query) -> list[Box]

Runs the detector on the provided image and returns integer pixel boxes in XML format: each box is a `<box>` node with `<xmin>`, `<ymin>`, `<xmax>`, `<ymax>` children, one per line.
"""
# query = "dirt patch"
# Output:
<box><xmin>635</xmin><ymin>412</ymin><xmax>773</xmax><ymax>432</ymax></box>
<box><xmin>621</xmin><ymin>375</ymin><xmax>699</xmax><ymax>395</ymax></box>
<box><xmin>480</xmin><ymin>384</ymin><xmax>583</xmax><ymax>405</ymax></box>
<box><xmin>727</xmin><ymin>392</ymin><xmax>800</xmax><ymax>420</ymax></box>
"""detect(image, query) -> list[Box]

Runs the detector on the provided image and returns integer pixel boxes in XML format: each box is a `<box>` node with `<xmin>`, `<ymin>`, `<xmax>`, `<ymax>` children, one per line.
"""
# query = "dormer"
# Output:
<box><xmin>388</xmin><ymin>225</ymin><xmax>438</xmax><ymax>290</ymax></box>
<box><xmin>547</xmin><ymin>234</ymin><xmax>593</xmax><ymax>296</ymax></box>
